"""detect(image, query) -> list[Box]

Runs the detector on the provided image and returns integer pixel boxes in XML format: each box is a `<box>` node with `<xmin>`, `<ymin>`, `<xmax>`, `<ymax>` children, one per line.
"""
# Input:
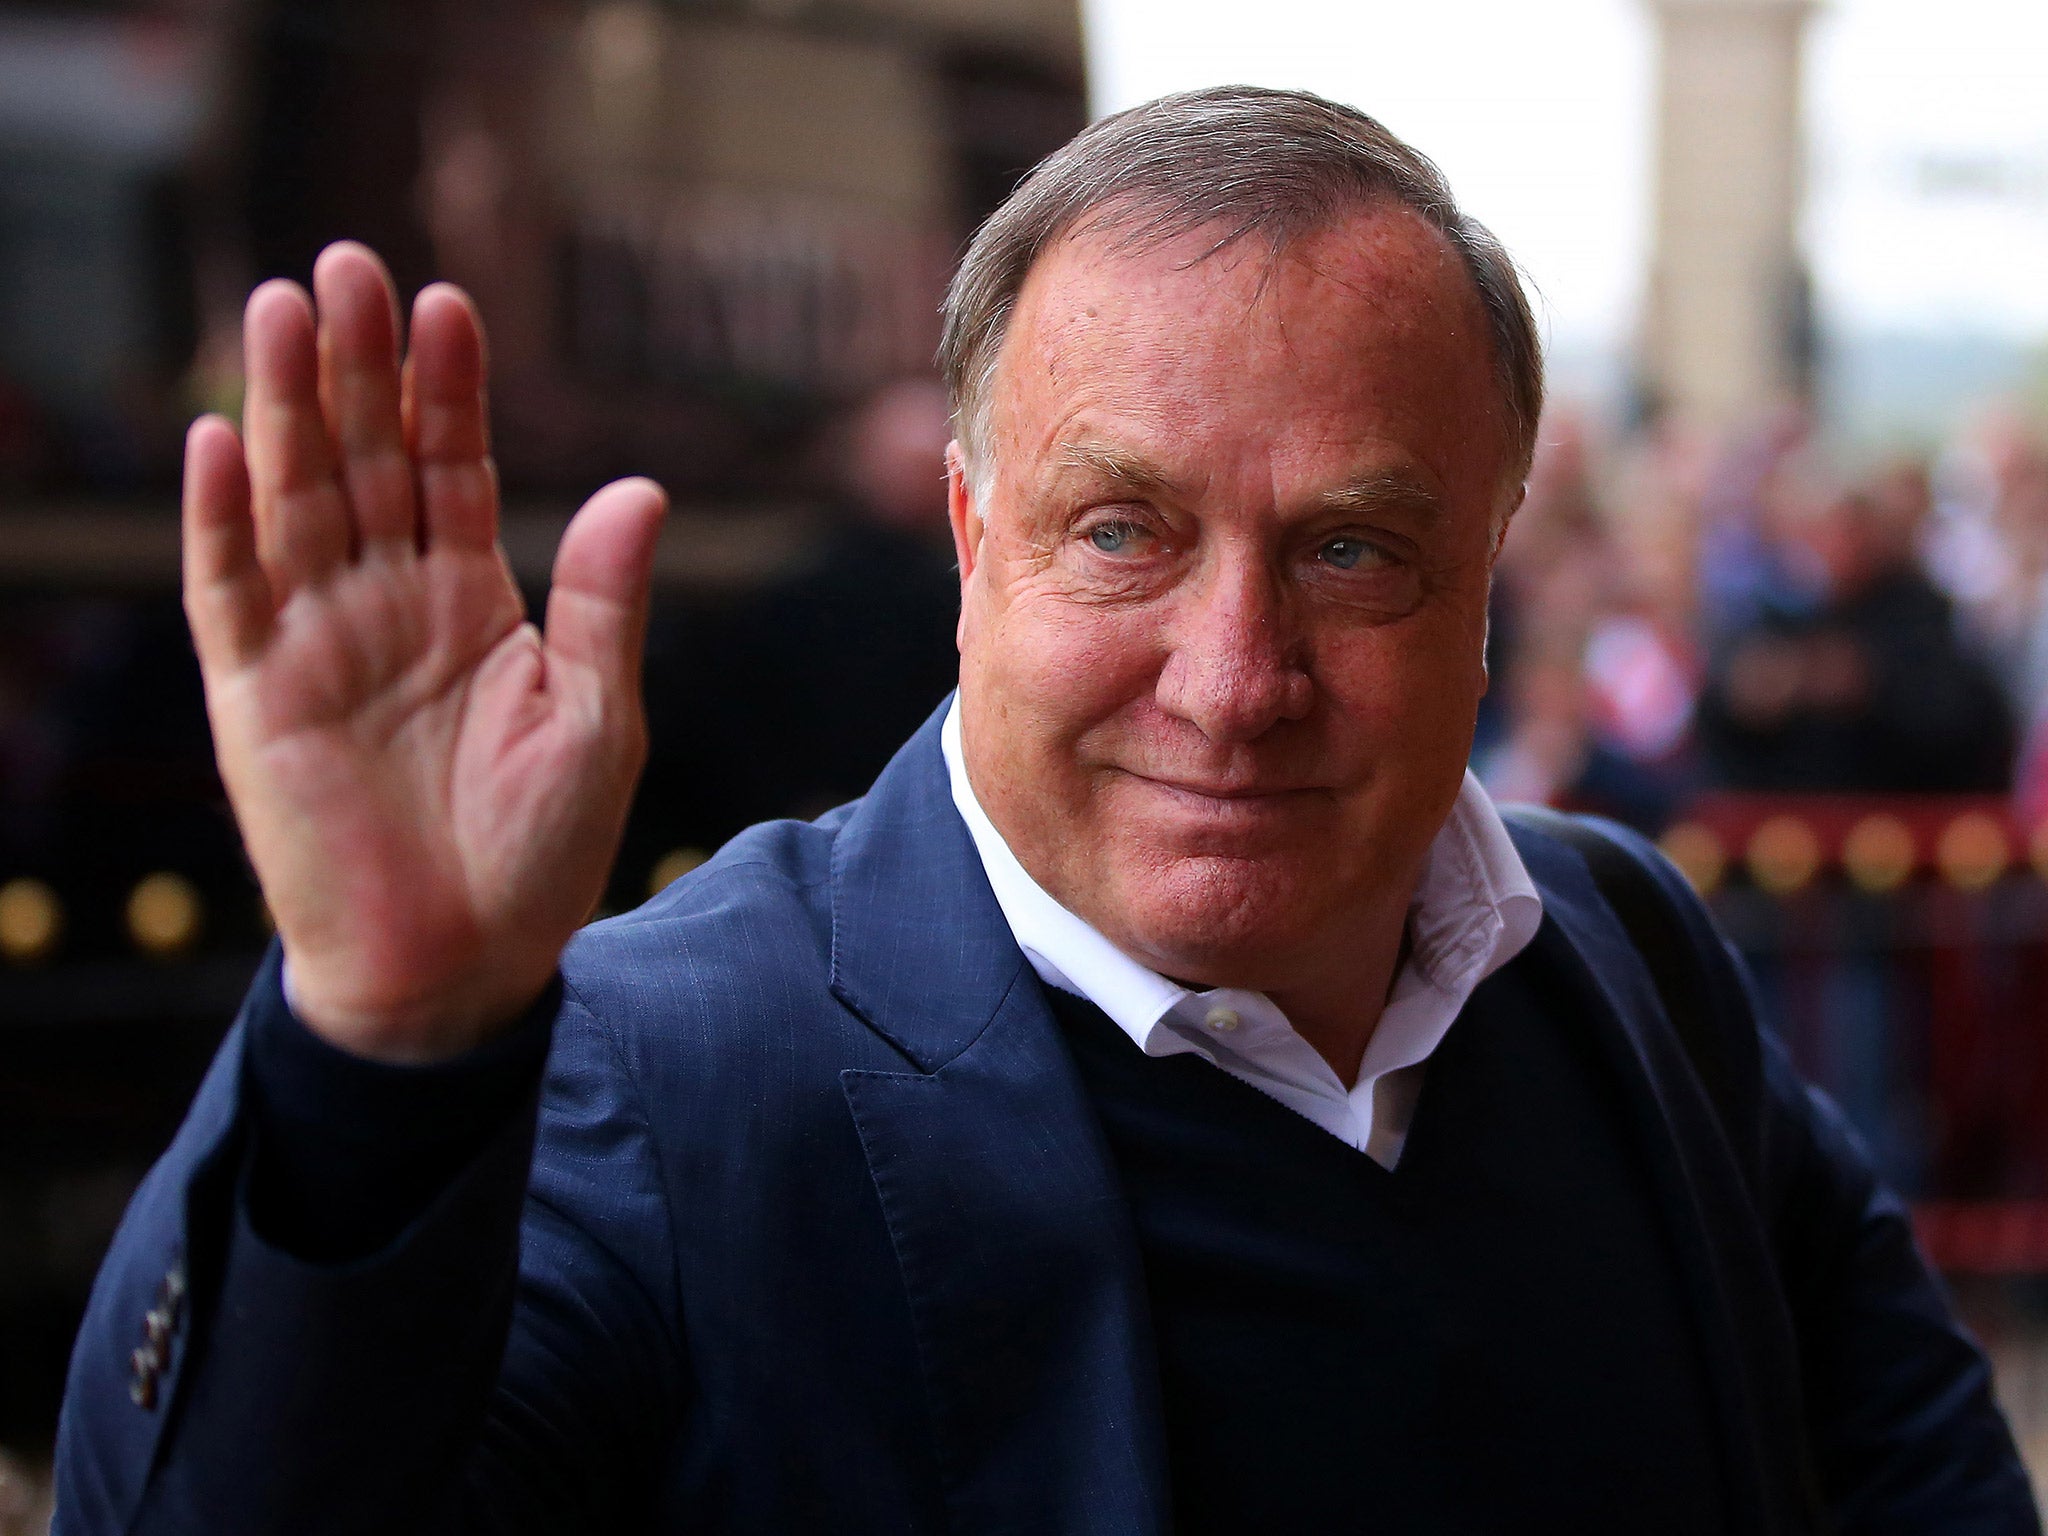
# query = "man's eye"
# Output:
<box><xmin>1320</xmin><ymin>537</ymin><xmax>1384</xmax><ymax>571</ymax></box>
<box><xmin>1088</xmin><ymin>520</ymin><xmax>1144</xmax><ymax>555</ymax></box>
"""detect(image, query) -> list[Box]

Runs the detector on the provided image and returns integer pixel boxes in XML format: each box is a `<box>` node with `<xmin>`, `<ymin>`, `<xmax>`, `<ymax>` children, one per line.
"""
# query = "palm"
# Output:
<box><xmin>231</xmin><ymin>547</ymin><xmax>538</xmax><ymax>974</ymax></box>
<box><xmin>185</xmin><ymin>244</ymin><xmax>665</xmax><ymax>1059</ymax></box>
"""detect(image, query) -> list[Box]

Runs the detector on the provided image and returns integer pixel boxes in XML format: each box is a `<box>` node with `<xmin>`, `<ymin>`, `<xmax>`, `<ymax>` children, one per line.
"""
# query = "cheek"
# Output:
<box><xmin>968</xmin><ymin>584</ymin><xmax>1165</xmax><ymax>743</ymax></box>
<box><xmin>1317</xmin><ymin>609</ymin><xmax>1490</xmax><ymax>757</ymax></box>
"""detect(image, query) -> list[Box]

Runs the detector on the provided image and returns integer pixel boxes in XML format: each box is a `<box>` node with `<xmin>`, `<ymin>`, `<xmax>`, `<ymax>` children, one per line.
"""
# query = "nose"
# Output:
<box><xmin>1154</xmin><ymin>552</ymin><xmax>1313</xmax><ymax>743</ymax></box>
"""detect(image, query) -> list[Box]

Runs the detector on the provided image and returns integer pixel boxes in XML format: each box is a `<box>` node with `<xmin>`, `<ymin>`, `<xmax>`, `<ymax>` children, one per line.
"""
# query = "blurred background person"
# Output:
<box><xmin>1478</xmin><ymin>409</ymin><xmax>1701</xmax><ymax>832</ymax></box>
<box><xmin>1695</xmin><ymin>468</ymin><xmax>2016</xmax><ymax>794</ymax></box>
<box><xmin>639</xmin><ymin>377</ymin><xmax>962</xmax><ymax>854</ymax></box>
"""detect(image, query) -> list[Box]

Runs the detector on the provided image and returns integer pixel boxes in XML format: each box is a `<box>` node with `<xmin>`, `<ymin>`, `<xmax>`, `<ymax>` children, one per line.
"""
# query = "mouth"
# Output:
<box><xmin>1101</xmin><ymin>768</ymin><xmax>1339</xmax><ymax>854</ymax></box>
<box><xmin>1119</xmin><ymin>771</ymin><xmax>1326</xmax><ymax>809</ymax></box>
<box><xmin>1130</xmin><ymin>770</ymin><xmax>1318</xmax><ymax>806</ymax></box>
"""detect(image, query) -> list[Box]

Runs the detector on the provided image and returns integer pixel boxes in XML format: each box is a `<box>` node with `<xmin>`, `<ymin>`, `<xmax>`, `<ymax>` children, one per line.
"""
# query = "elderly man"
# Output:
<box><xmin>54</xmin><ymin>87</ymin><xmax>2035</xmax><ymax>1534</ymax></box>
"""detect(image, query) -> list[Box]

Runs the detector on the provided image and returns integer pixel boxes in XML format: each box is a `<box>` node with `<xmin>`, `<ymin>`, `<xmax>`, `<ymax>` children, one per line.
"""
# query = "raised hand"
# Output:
<box><xmin>183</xmin><ymin>242</ymin><xmax>666</xmax><ymax>1062</ymax></box>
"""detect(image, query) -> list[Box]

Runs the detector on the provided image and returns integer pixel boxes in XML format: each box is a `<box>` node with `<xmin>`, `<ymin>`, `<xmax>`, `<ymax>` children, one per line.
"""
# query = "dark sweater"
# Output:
<box><xmin>1047</xmin><ymin>952</ymin><xmax>1729</xmax><ymax>1535</ymax></box>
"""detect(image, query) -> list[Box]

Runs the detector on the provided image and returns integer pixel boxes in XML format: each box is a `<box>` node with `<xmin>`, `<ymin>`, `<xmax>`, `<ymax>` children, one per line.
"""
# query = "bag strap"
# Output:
<box><xmin>1501</xmin><ymin>805</ymin><xmax>1740</xmax><ymax>1144</ymax></box>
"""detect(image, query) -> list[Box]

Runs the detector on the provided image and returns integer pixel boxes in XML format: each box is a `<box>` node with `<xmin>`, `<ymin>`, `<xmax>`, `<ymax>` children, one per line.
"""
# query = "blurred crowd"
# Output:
<box><xmin>1477</xmin><ymin>401</ymin><xmax>2048</xmax><ymax>833</ymax></box>
<box><xmin>11</xmin><ymin>384</ymin><xmax>2048</xmax><ymax>930</ymax></box>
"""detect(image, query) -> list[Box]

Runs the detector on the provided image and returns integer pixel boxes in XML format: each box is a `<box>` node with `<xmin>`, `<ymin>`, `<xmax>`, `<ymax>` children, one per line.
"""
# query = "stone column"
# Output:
<box><xmin>1639</xmin><ymin>0</ymin><xmax>1819</xmax><ymax>432</ymax></box>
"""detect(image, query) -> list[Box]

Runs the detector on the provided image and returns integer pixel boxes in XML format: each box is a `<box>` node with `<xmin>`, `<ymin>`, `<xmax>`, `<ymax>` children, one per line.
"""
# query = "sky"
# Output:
<box><xmin>1083</xmin><ymin>0</ymin><xmax>2048</xmax><ymax>361</ymax></box>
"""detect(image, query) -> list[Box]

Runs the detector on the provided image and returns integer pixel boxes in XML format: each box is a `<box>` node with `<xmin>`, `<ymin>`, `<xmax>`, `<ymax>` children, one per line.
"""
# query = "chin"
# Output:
<box><xmin>1098</xmin><ymin>853</ymin><xmax>1331</xmax><ymax>990</ymax></box>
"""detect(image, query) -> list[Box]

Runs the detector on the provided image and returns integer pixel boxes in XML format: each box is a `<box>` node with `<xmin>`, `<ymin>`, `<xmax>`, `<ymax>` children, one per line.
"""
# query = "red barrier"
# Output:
<box><xmin>1657</xmin><ymin>794</ymin><xmax>2048</xmax><ymax>1273</ymax></box>
<box><xmin>1916</xmin><ymin>1202</ymin><xmax>2048</xmax><ymax>1275</ymax></box>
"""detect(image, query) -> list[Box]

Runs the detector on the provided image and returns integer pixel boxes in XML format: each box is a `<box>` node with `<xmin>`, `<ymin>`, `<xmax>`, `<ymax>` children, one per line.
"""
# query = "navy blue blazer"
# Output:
<box><xmin>54</xmin><ymin>705</ymin><xmax>2038</xmax><ymax>1534</ymax></box>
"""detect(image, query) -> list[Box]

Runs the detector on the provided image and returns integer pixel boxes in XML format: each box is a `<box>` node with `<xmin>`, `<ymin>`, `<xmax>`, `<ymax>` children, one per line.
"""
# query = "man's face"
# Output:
<box><xmin>950</xmin><ymin>204</ymin><xmax>1516</xmax><ymax>995</ymax></box>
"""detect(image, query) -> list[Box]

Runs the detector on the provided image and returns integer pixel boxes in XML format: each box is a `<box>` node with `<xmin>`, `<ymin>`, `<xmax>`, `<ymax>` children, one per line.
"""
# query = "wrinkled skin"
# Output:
<box><xmin>949</xmin><ymin>205</ymin><xmax>1521</xmax><ymax>1081</ymax></box>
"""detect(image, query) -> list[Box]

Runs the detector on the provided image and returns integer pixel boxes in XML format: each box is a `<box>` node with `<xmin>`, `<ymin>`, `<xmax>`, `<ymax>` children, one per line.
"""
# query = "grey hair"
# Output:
<box><xmin>939</xmin><ymin>84</ymin><xmax>1543</xmax><ymax>498</ymax></box>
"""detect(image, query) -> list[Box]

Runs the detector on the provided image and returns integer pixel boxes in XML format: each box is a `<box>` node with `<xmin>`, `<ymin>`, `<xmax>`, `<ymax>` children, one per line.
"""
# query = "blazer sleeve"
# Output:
<box><xmin>1753</xmin><ymin>986</ymin><xmax>2040</xmax><ymax>1535</ymax></box>
<box><xmin>52</xmin><ymin>965</ymin><xmax>687</xmax><ymax>1536</ymax></box>
<box><xmin>1627</xmin><ymin>832</ymin><xmax>2040</xmax><ymax>1536</ymax></box>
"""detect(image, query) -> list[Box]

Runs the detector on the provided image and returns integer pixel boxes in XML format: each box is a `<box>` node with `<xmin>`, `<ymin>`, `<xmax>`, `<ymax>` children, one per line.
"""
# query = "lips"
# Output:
<box><xmin>1095</xmin><ymin>768</ymin><xmax>1337</xmax><ymax>856</ymax></box>
<box><xmin>1122</xmin><ymin>769</ymin><xmax>1320</xmax><ymax>800</ymax></box>
<box><xmin>1119</xmin><ymin>771</ymin><xmax>1327</xmax><ymax>811</ymax></box>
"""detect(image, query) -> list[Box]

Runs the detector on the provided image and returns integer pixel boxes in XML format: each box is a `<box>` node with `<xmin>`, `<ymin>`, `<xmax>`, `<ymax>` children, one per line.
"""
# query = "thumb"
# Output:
<box><xmin>543</xmin><ymin>477</ymin><xmax>668</xmax><ymax>695</ymax></box>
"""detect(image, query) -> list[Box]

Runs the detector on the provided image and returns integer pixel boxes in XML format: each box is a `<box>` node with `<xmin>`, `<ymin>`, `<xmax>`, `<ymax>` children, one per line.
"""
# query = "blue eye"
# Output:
<box><xmin>1321</xmin><ymin>537</ymin><xmax>1385</xmax><ymax>571</ymax></box>
<box><xmin>1090</xmin><ymin>522</ymin><xmax>1138</xmax><ymax>554</ymax></box>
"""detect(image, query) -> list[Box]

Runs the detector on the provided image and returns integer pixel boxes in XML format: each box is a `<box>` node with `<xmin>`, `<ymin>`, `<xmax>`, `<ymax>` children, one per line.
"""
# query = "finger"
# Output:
<box><xmin>312</xmin><ymin>242</ymin><xmax>417</xmax><ymax>553</ymax></box>
<box><xmin>543</xmin><ymin>478</ymin><xmax>668</xmax><ymax>697</ymax></box>
<box><xmin>243</xmin><ymin>279</ymin><xmax>353</xmax><ymax>592</ymax></box>
<box><xmin>182</xmin><ymin>414</ymin><xmax>274</xmax><ymax>672</ymax></box>
<box><xmin>404</xmin><ymin>282</ymin><xmax>498</xmax><ymax>552</ymax></box>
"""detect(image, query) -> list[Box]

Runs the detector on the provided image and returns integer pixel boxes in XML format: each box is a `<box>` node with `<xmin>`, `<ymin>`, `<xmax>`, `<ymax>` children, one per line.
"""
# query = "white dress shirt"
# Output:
<box><xmin>941</xmin><ymin>700</ymin><xmax>1543</xmax><ymax>1169</ymax></box>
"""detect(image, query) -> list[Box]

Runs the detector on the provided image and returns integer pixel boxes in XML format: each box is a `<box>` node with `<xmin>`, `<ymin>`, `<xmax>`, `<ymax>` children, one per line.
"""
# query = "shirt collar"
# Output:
<box><xmin>941</xmin><ymin>700</ymin><xmax>1189</xmax><ymax>1049</ymax></box>
<box><xmin>939</xmin><ymin>696</ymin><xmax>1543</xmax><ymax>1071</ymax></box>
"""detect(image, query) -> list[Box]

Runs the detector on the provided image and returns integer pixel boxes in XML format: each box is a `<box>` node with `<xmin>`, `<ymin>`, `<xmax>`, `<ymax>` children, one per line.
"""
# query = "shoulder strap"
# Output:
<box><xmin>1501</xmin><ymin>805</ymin><xmax>1740</xmax><ymax>1145</ymax></box>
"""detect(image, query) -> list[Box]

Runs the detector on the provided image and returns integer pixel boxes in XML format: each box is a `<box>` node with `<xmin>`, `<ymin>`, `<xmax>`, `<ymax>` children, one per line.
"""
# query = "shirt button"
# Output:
<box><xmin>1204</xmin><ymin>1005</ymin><xmax>1240</xmax><ymax>1033</ymax></box>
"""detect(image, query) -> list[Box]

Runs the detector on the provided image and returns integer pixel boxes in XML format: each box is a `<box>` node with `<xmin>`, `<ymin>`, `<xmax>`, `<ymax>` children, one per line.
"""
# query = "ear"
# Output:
<box><xmin>1477</xmin><ymin>482</ymin><xmax>1524</xmax><ymax>698</ymax></box>
<box><xmin>946</xmin><ymin>441</ymin><xmax>984</xmax><ymax>651</ymax></box>
<box><xmin>1489</xmin><ymin>481</ymin><xmax>1527</xmax><ymax>564</ymax></box>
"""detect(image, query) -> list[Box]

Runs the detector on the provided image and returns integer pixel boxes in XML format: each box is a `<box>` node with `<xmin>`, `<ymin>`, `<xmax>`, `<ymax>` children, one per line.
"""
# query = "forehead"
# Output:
<box><xmin>989</xmin><ymin>205</ymin><xmax>1510</xmax><ymax>511</ymax></box>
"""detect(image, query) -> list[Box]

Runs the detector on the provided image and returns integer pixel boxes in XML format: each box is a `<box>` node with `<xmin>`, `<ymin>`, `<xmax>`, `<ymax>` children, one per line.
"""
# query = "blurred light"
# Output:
<box><xmin>1659</xmin><ymin>821</ymin><xmax>1726</xmax><ymax>895</ymax></box>
<box><xmin>581</xmin><ymin>1</ymin><xmax>662</xmax><ymax>91</ymax></box>
<box><xmin>649</xmin><ymin>848</ymin><xmax>709</xmax><ymax>899</ymax></box>
<box><xmin>2030</xmin><ymin>822</ymin><xmax>2048</xmax><ymax>884</ymax></box>
<box><xmin>1842</xmin><ymin>814</ymin><xmax>1916</xmax><ymax>893</ymax></box>
<box><xmin>127</xmin><ymin>872</ymin><xmax>202</xmax><ymax>957</ymax></box>
<box><xmin>1748</xmin><ymin>816</ymin><xmax>1822</xmax><ymax>895</ymax></box>
<box><xmin>1936</xmin><ymin>813</ymin><xmax>2010</xmax><ymax>891</ymax></box>
<box><xmin>0</xmin><ymin>877</ymin><xmax>62</xmax><ymax>963</ymax></box>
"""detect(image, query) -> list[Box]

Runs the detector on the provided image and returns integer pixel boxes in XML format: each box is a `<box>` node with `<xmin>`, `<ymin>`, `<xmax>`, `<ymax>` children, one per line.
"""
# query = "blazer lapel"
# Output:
<box><xmin>832</xmin><ymin>705</ymin><xmax>1171</xmax><ymax>1536</ymax></box>
<box><xmin>1514</xmin><ymin>828</ymin><xmax>1813</xmax><ymax>1535</ymax></box>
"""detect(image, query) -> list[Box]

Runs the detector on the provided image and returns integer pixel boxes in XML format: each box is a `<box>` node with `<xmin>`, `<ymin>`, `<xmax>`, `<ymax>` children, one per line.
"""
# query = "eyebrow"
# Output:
<box><xmin>1311</xmin><ymin>470</ymin><xmax>1446</xmax><ymax>527</ymax></box>
<box><xmin>1054</xmin><ymin>440</ymin><xmax>1189</xmax><ymax>501</ymax></box>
